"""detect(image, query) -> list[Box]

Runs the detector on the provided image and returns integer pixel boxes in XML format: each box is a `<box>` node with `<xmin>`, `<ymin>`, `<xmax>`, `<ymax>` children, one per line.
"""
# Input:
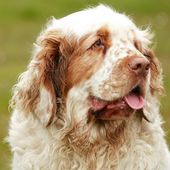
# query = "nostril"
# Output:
<box><xmin>145</xmin><ymin>63</ymin><xmax>150</xmax><ymax>70</ymax></box>
<box><xmin>136</xmin><ymin>63</ymin><xmax>142</xmax><ymax>70</ymax></box>
<box><xmin>128</xmin><ymin>62</ymin><xmax>143</xmax><ymax>71</ymax></box>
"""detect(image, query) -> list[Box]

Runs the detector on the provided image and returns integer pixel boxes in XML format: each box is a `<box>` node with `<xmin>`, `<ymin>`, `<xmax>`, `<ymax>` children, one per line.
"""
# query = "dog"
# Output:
<box><xmin>8</xmin><ymin>5</ymin><xmax>170</xmax><ymax>170</ymax></box>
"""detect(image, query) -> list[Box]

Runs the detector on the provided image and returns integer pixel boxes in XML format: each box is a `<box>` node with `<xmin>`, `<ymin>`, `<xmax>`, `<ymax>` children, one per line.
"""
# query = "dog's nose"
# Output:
<box><xmin>128</xmin><ymin>56</ymin><xmax>150</xmax><ymax>76</ymax></box>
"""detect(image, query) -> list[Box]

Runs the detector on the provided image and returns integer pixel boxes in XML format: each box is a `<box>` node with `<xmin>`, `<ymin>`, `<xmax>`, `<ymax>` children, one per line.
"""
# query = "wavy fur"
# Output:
<box><xmin>8</xmin><ymin>5</ymin><xmax>170</xmax><ymax>170</ymax></box>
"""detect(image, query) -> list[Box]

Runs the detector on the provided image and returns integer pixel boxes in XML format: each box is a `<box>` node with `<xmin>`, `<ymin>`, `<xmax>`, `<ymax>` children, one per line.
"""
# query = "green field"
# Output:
<box><xmin>0</xmin><ymin>0</ymin><xmax>170</xmax><ymax>169</ymax></box>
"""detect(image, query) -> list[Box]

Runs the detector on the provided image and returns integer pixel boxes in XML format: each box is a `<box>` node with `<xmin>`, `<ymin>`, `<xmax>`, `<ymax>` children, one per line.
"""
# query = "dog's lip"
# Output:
<box><xmin>90</xmin><ymin>85</ymin><xmax>145</xmax><ymax>120</ymax></box>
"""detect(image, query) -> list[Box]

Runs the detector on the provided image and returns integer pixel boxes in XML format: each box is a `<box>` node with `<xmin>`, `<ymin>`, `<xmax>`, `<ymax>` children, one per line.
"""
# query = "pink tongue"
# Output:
<box><xmin>91</xmin><ymin>98</ymin><xmax>107</xmax><ymax>111</ymax></box>
<box><xmin>124</xmin><ymin>94</ymin><xmax>144</xmax><ymax>110</ymax></box>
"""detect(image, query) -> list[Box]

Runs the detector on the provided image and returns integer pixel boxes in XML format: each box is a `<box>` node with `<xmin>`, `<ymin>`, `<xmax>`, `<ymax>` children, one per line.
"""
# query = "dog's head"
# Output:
<box><xmin>11</xmin><ymin>5</ymin><xmax>163</xmax><ymax>129</ymax></box>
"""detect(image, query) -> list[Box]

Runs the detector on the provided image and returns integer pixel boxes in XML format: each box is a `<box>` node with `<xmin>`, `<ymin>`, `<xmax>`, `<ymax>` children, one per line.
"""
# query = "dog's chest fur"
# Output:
<box><xmin>9</xmin><ymin>110</ymin><xmax>168</xmax><ymax>170</ymax></box>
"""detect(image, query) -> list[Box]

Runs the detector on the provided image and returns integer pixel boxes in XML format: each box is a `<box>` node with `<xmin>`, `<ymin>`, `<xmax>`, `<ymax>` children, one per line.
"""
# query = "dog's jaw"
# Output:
<box><xmin>89</xmin><ymin>85</ymin><xmax>145</xmax><ymax>121</ymax></box>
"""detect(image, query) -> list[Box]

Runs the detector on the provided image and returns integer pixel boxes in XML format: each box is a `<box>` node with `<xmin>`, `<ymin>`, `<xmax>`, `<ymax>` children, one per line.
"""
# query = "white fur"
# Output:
<box><xmin>8</xmin><ymin>5</ymin><xmax>170</xmax><ymax>170</ymax></box>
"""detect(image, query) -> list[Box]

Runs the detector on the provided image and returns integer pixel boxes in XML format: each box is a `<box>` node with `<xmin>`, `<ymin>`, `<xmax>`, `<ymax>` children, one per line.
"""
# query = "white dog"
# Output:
<box><xmin>8</xmin><ymin>5</ymin><xmax>170</xmax><ymax>170</ymax></box>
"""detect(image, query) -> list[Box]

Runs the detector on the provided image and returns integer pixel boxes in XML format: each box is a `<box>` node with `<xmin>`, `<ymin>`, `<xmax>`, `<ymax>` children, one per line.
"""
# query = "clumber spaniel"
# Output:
<box><xmin>8</xmin><ymin>5</ymin><xmax>170</xmax><ymax>170</ymax></box>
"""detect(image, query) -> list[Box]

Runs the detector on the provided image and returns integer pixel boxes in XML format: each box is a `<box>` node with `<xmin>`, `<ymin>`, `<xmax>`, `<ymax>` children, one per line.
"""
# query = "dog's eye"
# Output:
<box><xmin>143</xmin><ymin>53</ymin><xmax>151</xmax><ymax>61</ymax></box>
<box><xmin>144</xmin><ymin>54</ymin><xmax>150</xmax><ymax>58</ymax></box>
<box><xmin>90</xmin><ymin>39</ymin><xmax>104</xmax><ymax>50</ymax></box>
<box><xmin>94</xmin><ymin>39</ymin><xmax>103</xmax><ymax>47</ymax></box>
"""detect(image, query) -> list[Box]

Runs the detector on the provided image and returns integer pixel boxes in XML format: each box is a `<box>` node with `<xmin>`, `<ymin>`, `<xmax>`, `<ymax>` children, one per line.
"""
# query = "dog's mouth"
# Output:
<box><xmin>89</xmin><ymin>85</ymin><xmax>145</xmax><ymax>120</ymax></box>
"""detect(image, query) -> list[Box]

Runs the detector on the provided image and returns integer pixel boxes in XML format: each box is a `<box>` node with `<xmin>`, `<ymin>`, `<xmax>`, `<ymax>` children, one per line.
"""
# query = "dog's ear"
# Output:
<box><xmin>134</xmin><ymin>30</ymin><xmax>164</xmax><ymax>122</ymax></box>
<box><xmin>144</xmin><ymin>50</ymin><xmax>164</xmax><ymax>96</ymax></box>
<box><xmin>11</xmin><ymin>29</ymin><xmax>72</xmax><ymax>126</ymax></box>
<box><xmin>141</xmin><ymin>50</ymin><xmax>164</xmax><ymax>123</ymax></box>
<box><xmin>143</xmin><ymin>50</ymin><xmax>164</xmax><ymax>96</ymax></box>
<box><xmin>135</xmin><ymin>29</ymin><xmax>164</xmax><ymax>96</ymax></box>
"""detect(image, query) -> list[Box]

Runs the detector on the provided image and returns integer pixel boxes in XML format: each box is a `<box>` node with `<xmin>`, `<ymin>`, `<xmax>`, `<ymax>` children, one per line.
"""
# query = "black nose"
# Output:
<box><xmin>128</xmin><ymin>56</ymin><xmax>150</xmax><ymax>76</ymax></box>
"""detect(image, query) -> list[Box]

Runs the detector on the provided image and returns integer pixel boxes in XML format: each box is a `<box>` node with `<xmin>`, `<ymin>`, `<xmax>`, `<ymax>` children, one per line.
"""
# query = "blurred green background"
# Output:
<box><xmin>0</xmin><ymin>0</ymin><xmax>170</xmax><ymax>169</ymax></box>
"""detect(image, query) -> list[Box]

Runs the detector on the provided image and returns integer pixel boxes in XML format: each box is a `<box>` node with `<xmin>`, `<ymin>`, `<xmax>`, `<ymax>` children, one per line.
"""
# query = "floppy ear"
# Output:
<box><xmin>11</xmin><ymin>30</ymin><xmax>70</xmax><ymax>126</ymax></box>
<box><xmin>141</xmin><ymin>50</ymin><xmax>164</xmax><ymax>122</ymax></box>
<box><xmin>135</xmin><ymin>29</ymin><xmax>164</xmax><ymax>122</ymax></box>
<box><xmin>135</xmin><ymin>29</ymin><xmax>164</xmax><ymax>96</ymax></box>
<box><xmin>144</xmin><ymin>50</ymin><xmax>164</xmax><ymax>96</ymax></box>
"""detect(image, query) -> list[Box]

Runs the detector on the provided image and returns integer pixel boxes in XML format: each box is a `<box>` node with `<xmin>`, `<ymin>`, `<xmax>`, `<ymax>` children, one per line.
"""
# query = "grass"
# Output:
<box><xmin>0</xmin><ymin>0</ymin><xmax>170</xmax><ymax>169</ymax></box>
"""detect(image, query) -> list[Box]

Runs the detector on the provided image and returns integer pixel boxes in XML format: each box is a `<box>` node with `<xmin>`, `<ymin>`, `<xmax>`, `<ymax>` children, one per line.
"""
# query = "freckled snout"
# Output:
<box><xmin>128</xmin><ymin>55</ymin><xmax>150</xmax><ymax>76</ymax></box>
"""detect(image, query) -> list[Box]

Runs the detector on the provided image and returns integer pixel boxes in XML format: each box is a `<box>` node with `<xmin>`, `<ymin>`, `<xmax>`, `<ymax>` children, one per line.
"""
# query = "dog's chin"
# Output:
<box><xmin>88</xmin><ymin>85</ymin><xmax>145</xmax><ymax>121</ymax></box>
<box><xmin>89</xmin><ymin>106</ymin><xmax>134</xmax><ymax>121</ymax></box>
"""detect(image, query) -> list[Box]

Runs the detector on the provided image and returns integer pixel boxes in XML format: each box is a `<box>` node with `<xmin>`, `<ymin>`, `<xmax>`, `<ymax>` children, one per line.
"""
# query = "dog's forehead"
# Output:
<box><xmin>48</xmin><ymin>5</ymin><xmax>136</xmax><ymax>38</ymax></box>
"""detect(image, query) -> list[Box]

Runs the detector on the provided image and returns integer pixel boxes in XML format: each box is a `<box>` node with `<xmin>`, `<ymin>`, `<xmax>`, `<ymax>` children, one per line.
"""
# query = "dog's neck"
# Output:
<box><xmin>51</xmin><ymin>112</ymin><xmax>143</xmax><ymax>169</ymax></box>
<box><xmin>55</xmin><ymin>111</ymin><xmax>143</xmax><ymax>154</ymax></box>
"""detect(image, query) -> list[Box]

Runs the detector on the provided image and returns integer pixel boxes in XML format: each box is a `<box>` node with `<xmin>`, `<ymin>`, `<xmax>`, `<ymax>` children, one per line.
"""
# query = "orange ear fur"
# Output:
<box><xmin>11</xmin><ymin>32</ymin><xmax>70</xmax><ymax>126</ymax></box>
<box><xmin>145</xmin><ymin>50</ymin><xmax>164</xmax><ymax>96</ymax></box>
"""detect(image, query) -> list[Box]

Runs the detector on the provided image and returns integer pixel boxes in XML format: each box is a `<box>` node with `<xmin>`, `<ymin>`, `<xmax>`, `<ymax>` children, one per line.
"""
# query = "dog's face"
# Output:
<box><xmin>12</xmin><ymin>5</ymin><xmax>163</xmax><ymax>127</ymax></box>
<box><xmin>55</xmin><ymin>5</ymin><xmax>162</xmax><ymax>123</ymax></box>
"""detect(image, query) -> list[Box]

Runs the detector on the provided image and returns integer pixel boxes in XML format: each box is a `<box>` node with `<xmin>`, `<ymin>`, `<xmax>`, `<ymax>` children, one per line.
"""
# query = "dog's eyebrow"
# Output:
<box><xmin>97</xmin><ymin>26</ymin><xmax>111</xmax><ymax>38</ymax></box>
<box><xmin>77</xmin><ymin>26</ymin><xmax>112</xmax><ymax>52</ymax></box>
<box><xmin>97</xmin><ymin>26</ymin><xmax>112</xmax><ymax>48</ymax></box>
<box><xmin>79</xmin><ymin>33</ymin><xmax>98</xmax><ymax>50</ymax></box>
